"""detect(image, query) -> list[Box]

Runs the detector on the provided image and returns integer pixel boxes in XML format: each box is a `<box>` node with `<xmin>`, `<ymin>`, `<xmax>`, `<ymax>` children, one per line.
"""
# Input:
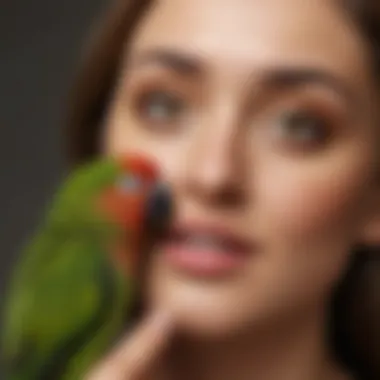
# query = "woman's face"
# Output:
<box><xmin>104</xmin><ymin>0</ymin><xmax>380</xmax><ymax>337</ymax></box>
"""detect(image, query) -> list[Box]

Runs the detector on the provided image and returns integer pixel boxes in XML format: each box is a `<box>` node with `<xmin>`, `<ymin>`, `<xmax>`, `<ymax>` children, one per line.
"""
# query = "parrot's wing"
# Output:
<box><xmin>2</xmin><ymin>234</ymin><xmax>126</xmax><ymax>380</ymax></box>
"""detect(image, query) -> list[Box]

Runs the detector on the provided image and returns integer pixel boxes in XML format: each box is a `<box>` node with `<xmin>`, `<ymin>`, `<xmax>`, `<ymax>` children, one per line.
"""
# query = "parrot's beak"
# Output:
<box><xmin>144</xmin><ymin>183</ymin><xmax>173</xmax><ymax>237</ymax></box>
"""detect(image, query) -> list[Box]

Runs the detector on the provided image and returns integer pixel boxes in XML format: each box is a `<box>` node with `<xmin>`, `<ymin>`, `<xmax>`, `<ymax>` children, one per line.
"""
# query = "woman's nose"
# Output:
<box><xmin>183</xmin><ymin>114</ymin><xmax>247</xmax><ymax>207</ymax></box>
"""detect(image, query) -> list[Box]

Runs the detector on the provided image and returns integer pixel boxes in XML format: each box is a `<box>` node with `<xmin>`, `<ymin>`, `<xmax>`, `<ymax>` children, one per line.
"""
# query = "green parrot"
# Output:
<box><xmin>1</xmin><ymin>154</ymin><xmax>172</xmax><ymax>380</ymax></box>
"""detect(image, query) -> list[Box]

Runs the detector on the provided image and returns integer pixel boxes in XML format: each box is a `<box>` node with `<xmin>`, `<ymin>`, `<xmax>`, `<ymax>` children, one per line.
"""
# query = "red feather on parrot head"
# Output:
<box><xmin>117</xmin><ymin>153</ymin><xmax>159</xmax><ymax>182</ymax></box>
<box><xmin>100</xmin><ymin>153</ymin><xmax>164</xmax><ymax>276</ymax></box>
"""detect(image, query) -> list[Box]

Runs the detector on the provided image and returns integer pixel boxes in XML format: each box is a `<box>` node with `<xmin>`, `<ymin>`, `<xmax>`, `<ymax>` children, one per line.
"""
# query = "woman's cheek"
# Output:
<box><xmin>258</xmin><ymin>158</ymin><xmax>370</xmax><ymax>248</ymax></box>
<box><xmin>242</xmin><ymin>159</ymin><xmax>371</xmax><ymax>308</ymax></box>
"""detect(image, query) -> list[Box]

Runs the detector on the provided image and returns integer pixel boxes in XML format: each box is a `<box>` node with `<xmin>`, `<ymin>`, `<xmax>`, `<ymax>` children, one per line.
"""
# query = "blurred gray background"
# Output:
<box><xmin>0</xmin><ymin>0</ymin><xmax>107</xmax><ymax>339</ymax></box>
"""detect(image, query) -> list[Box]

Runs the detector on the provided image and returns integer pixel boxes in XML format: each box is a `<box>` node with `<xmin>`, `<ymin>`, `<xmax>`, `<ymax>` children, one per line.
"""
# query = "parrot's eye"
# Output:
<box><xmin>116</xmin><ymin>176</ymin><xmax>143</xmax><ymax>193</ymax></box>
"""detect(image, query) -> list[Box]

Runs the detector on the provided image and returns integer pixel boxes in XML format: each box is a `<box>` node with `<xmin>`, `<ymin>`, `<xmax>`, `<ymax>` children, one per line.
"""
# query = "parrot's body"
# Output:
<box><xmin>1</xmin><ymin>155</ymin><xmax>171</xmax><ymax>380</ymax></box>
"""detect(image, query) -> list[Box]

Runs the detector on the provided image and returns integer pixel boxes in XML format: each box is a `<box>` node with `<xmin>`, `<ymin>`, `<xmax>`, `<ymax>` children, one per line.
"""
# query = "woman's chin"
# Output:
<box><xmin>146</xmin><ymin>273</ymin><xmax>256</xmax><ymax>339</ymax></box>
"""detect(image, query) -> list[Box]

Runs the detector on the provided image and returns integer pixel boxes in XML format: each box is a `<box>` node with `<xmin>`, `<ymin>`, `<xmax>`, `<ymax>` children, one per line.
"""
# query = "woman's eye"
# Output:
<box><xmin>136</xmin><ymin>90</ymin><xmax>186</xmax><ymax>125</ymax></box>
<box><xmin>276</xmin><ymin>110</ymin><xmax>329</xmax><ymax>146</ymax></box>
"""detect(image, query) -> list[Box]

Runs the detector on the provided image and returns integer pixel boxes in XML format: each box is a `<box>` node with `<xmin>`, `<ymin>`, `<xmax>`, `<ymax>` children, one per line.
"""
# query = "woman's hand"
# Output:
<box><xmin>85</xmin><ymin>311</ymin><xmax>173</xmax><ymax>380</ymax></box>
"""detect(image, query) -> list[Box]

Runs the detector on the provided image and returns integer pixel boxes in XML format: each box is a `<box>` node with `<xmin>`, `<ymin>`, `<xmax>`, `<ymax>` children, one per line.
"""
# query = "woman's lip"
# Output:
<box><xmin>159</xmin><ymin>221</ymin><xmax>252</xmax><ymax>277</ymax></box>
<box><xmin>162</xmin><ymin>243</ymin><xmax>248</xmax><ymax>277</ymax></box>
<box><xmin>166</xmin><ymin>221</ymin><xmax>252</xmax><ymax>251</ymax></box>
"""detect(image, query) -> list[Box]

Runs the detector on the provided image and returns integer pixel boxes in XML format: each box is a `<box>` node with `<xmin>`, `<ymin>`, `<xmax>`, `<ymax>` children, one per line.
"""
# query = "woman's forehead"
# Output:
<box><xmin>126</xmin><ymin>0</ymin><xmax>373</xmax><ymax>100</ymax></box>
<box><xmin>131</xmin><ymin>0</ymin><xmax>360</xmax><ymax>52</ymax></box>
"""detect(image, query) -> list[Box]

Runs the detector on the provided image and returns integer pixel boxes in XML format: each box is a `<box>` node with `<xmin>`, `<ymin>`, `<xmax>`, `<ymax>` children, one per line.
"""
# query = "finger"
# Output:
<box><xmin>86</xmin><ymin>310</ymin><xmax>173</xmax><ymax>380</ymax></box>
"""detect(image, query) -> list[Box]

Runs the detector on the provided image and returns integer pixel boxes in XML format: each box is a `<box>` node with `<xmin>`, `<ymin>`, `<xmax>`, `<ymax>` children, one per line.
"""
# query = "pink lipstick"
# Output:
<box><xmin>160</xmin><ymin>221</ymin><xmax>251</xmax><ymax>277</ymax></box>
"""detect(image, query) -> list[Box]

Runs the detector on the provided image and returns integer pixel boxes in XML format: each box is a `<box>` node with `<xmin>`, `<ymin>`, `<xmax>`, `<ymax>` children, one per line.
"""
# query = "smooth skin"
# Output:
<box><xmin>88</xmin><ymin>0</ymin><xmax>380</xmax><ymax>379</ymax></box>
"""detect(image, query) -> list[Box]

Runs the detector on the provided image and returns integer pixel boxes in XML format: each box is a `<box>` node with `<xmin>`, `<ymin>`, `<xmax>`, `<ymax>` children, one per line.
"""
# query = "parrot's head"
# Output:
<box><xmin>100</xmin><ymin>155</ymin><xmax>171</xmax><ymax>228</ymax></box>
<box><xmin>96</xmin><ymin>154</ymin><xmax>173</xmax><ymax>273</ymax></box>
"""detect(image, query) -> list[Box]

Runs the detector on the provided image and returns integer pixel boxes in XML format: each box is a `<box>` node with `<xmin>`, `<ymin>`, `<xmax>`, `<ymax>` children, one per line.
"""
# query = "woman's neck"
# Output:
<box><xmin>162</xmin><ymin>306</ymin><xmax>352</xmax><ymax>380</ymax></box>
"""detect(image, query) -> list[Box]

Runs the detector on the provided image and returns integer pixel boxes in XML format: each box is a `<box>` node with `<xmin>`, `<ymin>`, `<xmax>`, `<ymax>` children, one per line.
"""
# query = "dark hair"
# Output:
<box><xmin>65</xmin><ymin>1</ymin><xmax>380</xmax><ymax>378</ymax></box>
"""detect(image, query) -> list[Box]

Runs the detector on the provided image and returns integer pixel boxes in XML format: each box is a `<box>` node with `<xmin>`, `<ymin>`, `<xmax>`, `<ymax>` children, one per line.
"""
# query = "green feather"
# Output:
<box><xmin>1</xmin><ymin>156</ymin><xmax>137</xmax><ymax>380</ymax></box>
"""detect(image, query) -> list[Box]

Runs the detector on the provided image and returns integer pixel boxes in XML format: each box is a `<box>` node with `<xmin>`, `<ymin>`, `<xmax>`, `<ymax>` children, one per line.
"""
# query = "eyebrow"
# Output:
<box><xmin>128</xmin><ymin>48</ymin><xmax>357</xmax><ymax>108</ymax></box>
<box><xmin>129</xmin><ymin>48</ymin><xmax>202</xmax><ymax>76</ymax></box>
<box><xmin>261</xmin><ymin>67</ymin><xmax>357</xmax><ymax>107</ymax></box>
